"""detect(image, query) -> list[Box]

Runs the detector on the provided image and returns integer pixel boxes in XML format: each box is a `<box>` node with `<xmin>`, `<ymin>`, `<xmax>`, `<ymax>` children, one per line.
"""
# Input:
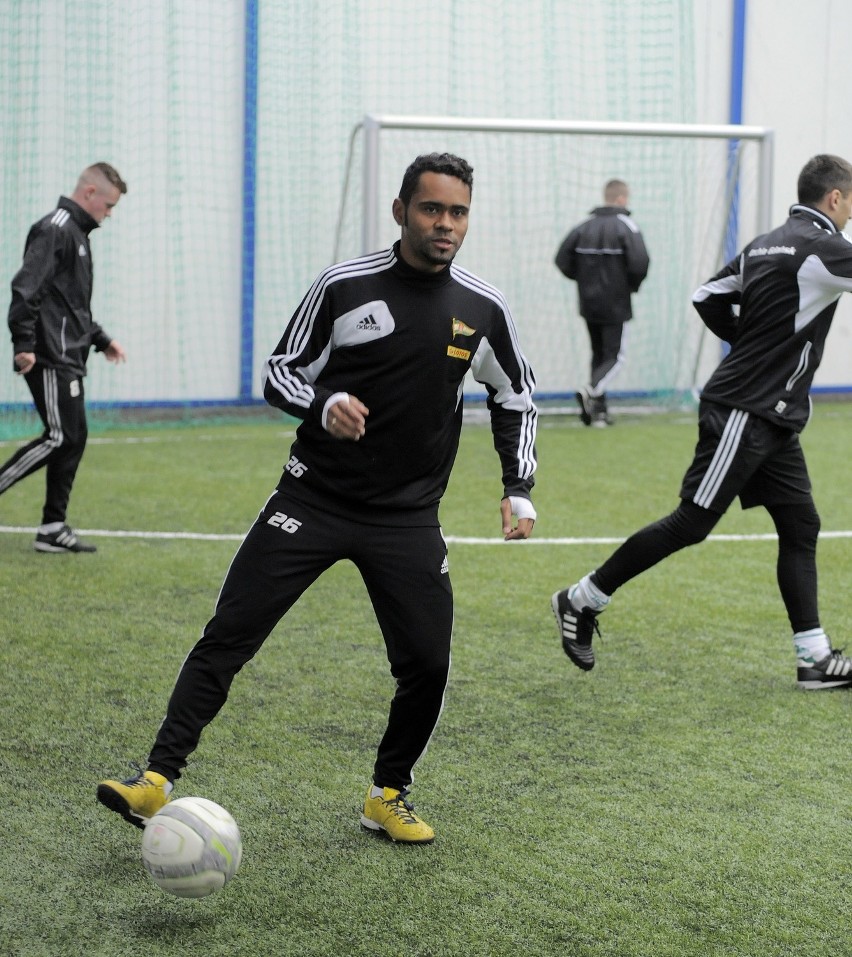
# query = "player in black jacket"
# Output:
<box><xmin>98</xmin><ymin>153</ymin><xmax>538</xmax><ymax>842</ymax></box>
<box><xmin>1</xmin><ymin>162</ymin><xmax>127</xmax><ymax>553</ymax></box>
<box><xmin>552</xmin><ymin>153</ymin><xmax>852</xmax><ymax>690</ymax></box>
<box><xmin>555</xmin><ymin>179</ymin><xmax>649</xmax><ymax>426</ymax></box>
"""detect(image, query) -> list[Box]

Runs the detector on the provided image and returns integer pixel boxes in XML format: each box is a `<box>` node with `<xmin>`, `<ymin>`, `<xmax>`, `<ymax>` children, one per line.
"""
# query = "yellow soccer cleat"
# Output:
<box><xmin>360</xmin><ymin>786</ymin><xmax>435</xmax><ymax>843</ymax></box>
<box><xmin>97</xmin><ymin>768</ymin><xmax>172</xmax><ymax>829</ymax></box>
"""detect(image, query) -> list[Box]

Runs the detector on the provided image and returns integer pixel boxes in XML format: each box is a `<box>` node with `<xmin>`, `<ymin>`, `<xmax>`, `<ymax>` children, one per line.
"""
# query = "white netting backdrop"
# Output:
<box><xmin>332</xmin><ymin>121</ymin><xmax>766</xmax><ymax>403</ymax></box>
<box><xmin>0</xmin><ymin>0</ymin><xmax>769</xmax><ymax>433</ymax></box>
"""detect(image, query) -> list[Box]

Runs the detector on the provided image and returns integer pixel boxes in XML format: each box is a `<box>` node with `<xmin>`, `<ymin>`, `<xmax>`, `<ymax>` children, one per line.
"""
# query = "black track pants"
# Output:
<box><xmin>767</xmin><ymin>501</ymin><xmax>820</xmax><ymax>632</ymax></box>
<box><xmin>148</xmin><ymin>491</ymin><xmax>454</xmax><ymax>790</ymax></box>
<box><xmin>0</xmin><ymin>367</ymin><xmax>88</xmax><ymax>524</ymax></box>
<box><xmin>594</xmin><ymin>500</ymin><xmax>720</xmax><ymax>594</ymax></box>
<box><xmin>586</xmin><ymin>321</ymin><xmax>626</xmax><ymax>392</ymax></box>
<box><xmin>594</xmin><ymin>499</ymin><xmax>821</xmax><ymax>633</ymax></box>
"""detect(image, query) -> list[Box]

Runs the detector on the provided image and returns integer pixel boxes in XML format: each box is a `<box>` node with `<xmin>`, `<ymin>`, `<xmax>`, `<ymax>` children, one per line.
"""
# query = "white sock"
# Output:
<box><xmin>793</xmin><ymin>628</ymin><xmax>831</xmax><ymax>664</ymax></box>
<box><xmin>38</xmin><ymin>521</ymin><xmax>64</xmax><ymax>534</ymax></box>
<box><xmin>568</xmin><ymin>572</ymin><xmax>610</xmax><ymax>614</ymax></box>
<box><xmin>147</xmin><ymin>770</ymin><xmax>174</xmax><ymax>795</ymax></box>
<box><xmin>370</xmin><ymin>785</ymin><xmax>385</xmax><ymax>798</ymax></box>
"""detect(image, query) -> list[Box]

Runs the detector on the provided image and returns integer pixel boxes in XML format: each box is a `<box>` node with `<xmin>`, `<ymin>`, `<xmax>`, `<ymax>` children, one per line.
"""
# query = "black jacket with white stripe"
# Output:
<box><xmin>693</xmin><ymin>205</ymin><xmax>852</xmax><ymax>433</ymax></box>
<box><xmin>8</xmin><ymin>196</ymin><xmax>113</xmax><ymax>377</ymax></box>
<box><xmin>554</xmin><ymin>206</ymin><xmax>650</xmax><ymax>324</ymax></box>
<box><xmin>263</xmin><ymin>242</ymin><xmax>537</xmax><ymax>524</ymax></box>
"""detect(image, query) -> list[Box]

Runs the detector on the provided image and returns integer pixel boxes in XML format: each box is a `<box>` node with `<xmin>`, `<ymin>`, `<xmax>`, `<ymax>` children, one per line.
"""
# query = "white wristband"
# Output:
<box><xmin>323</xmin><ymin>392</ymin><xmax>350</xmax><ymax>430</ymax></box>
<box><xmin>508</xmin><ymin>495</ymin><xmax>536</xmax><ymax>521</ymax></box>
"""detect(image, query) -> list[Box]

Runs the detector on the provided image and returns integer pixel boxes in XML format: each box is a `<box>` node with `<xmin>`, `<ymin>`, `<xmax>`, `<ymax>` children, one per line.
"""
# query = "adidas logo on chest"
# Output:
<box><xmin>335</xmin><ymin>300</ymin><xmax>395</xmax><ymax>346</ymax></box>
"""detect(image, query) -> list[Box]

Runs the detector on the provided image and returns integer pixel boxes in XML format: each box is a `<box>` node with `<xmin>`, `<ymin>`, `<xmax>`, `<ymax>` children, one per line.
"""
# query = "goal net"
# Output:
<box><xmin>334</xmin><ymin>116</ymin><xmax>773</xmax><ymax>411</ymax></box>
<box><xmin>0</xmin><ymin>0</ymin><xmax>769</xmax><ymax>442</ymax></box>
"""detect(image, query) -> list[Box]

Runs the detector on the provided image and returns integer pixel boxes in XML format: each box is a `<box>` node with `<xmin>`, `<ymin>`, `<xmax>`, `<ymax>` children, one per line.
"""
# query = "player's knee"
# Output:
<box><xmin>393</xmin><ymin>647</ymin><xmax>450</xmax><ymax>687</ymax></box>
<box><xmin>664</xmin><ymin>500</ymin><xmax>718</xmax><ymax>548</ymax></box>
<box><xmin>801</xmin><ymin>503</ymin><xmax>821</xmax><ymax>542</ymax></box>
<box><xmin>770</xmin><ymin>501</ymin><xmax>820</xmax><ymax>545</ymax></box>
<box><xmin>418</xmin><ymin>650</ymin><xmax>451</xmax><ymax>682</ymax></box>
<box><xmin>49</xmin><ymin>433</ymin><xmax>85</xmax><ymax>456</ymax></box>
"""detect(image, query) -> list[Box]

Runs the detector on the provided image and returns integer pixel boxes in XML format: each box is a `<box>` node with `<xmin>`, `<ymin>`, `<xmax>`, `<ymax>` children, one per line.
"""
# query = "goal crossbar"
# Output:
<box><xmin>360</xmin><ymin>113</ymin><xmax>774</xmax><ymax>253</ymax></box>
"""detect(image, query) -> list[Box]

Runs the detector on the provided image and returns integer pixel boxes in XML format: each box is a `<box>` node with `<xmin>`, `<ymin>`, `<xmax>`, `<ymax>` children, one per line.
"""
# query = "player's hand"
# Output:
<box><xmin>14</xmin><ymin>352</ymin><xmax>36</xmax><ymax>374</ymax></box>
<box><xmin>104</xmin><ymin>340</ymin><xmax>127</xmax><ymax>363</ymax></box>
<box><xmin>327</xmin><ymin>395</ymin><xmax>369</xmax><ymax>441</ymax></box>
<box><xmin>501</xmin><ymin>496</ymin><xmax>536</xmax><ymax>541</ymax></box>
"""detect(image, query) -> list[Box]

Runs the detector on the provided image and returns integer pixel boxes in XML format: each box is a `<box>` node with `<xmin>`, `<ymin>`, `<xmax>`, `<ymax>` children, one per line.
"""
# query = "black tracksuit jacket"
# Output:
<box><xmin>8</xmin><ymin>196</ymin><xmax>112</xmax><ymax>377</ymax></box>
<box><xmin>693</xmin><ymin>204</ymin><xmax>852</xmax><ymax>433</ymax></box>
<box><xmin>262</xmin><ymin>242</ymin><xmax>537</xmax><ymax>524</ymax></box>
<box><xmin>554</xmin><ymin>205</ymin><xmax>650</xmax><ymax>324</ymax></box>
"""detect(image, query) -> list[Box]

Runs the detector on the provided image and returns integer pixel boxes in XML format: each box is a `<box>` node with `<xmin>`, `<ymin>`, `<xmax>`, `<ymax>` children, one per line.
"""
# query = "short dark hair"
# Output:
<box><xmin>797</xmin><ymin>154</ymin><xmax>852</xmax><ymax>205</ymax></box>
<box><xmin>82</xmin><ymin>162</ymin><xmax>128</xmax><ymax>195</ymax></box>
<box><xmin>604</xmin><ymin>179</ymin><xmax>629</xmax><ymax>203</ymax></box>
<box><xmin>398</xmin><ymin>153</ymin><xmax>473</xmax><ymax>206</ymax></box>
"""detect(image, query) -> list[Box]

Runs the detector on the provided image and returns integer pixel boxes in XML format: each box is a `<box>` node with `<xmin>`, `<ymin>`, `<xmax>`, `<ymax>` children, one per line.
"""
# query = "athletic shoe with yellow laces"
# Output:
<box><xmin>360</xmin><ymin>786</ymin><xmax>435</xmax><ymax>843</ymax></box>
<box><xmin>97</xmin><ymin>767</ymin><xmax>172</xmax><ymax>828</ymax></box>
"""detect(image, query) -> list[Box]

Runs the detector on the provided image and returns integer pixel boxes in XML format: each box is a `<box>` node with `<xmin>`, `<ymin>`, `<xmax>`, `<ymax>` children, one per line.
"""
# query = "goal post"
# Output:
<box><xmin>339</xmin><ymin>114</ymin><xmax>774</xmax><ymax>408</ymax></box>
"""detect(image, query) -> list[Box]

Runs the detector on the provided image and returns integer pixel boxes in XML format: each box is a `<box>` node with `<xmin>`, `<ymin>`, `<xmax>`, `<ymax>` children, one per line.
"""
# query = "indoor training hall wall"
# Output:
<box><xmin>0</xmin><ymin>1</ymin><xmax>246</xmax><ymax>407</ymax></box>
<box><xmin>2</xmin><ymin>1</ymin><xmax>852</xmax><ymax>411</ymax></box>
<box><xmin>696</xmin><ymin>0</ymin><xmax>852</xmax><ymax>390</ymax></box>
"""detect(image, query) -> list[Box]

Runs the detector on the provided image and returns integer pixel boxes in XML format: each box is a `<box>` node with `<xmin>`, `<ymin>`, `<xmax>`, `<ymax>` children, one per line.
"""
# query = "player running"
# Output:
<box><xmin>553</xmin><ymin>153</ymin><xmax>852</xmax><ymax>691</ymax></box>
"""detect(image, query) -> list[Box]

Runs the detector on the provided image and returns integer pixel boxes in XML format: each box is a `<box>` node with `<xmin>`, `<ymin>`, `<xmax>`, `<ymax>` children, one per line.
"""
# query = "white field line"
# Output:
<box><xmin>2</xmin><ymin>525</ymin><xmax>852</xmax><ymax>546</ymax></box>
<box><xmin>0</xmin><ymin>431</ymin><xmax>297</xmax><ymax>449</ymax></box>
<box><xmin>2</xmin><ymin>421</ymin><xmax>850</xmax><ymax>544</ymax></box>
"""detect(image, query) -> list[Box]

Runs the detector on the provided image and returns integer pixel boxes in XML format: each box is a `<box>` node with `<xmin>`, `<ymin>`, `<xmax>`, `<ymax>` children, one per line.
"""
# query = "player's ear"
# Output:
<box><xmin>392</xmin><ymin>197</ymin><xmax>405</xmax><ymax>227</ymax></box>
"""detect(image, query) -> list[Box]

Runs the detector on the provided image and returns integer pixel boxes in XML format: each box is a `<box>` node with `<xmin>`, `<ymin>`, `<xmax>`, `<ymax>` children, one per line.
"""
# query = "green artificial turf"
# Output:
<box><xmin>1</xmin><ymin>404</ymin><xmax>849</xmax><ymax>956</ymax></box>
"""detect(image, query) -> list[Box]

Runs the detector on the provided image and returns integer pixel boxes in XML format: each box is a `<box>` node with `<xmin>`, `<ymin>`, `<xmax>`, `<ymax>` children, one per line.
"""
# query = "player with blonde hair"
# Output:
<box><xmin>1</xmin><ymin>163</ymin><xmax>127</xmax><ymax>553</ymax></box>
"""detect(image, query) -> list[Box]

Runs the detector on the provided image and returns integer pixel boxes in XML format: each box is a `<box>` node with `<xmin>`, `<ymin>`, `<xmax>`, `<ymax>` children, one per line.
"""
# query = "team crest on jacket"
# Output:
<box><xmin>448</xmin><ymin>317</ymin><xmax>474</xmax><ymax>360</ymax></box>
<box><xmin>451</xmin><ymin>317</ymin><xmax>475</xmax><ymax>338</ymax></box>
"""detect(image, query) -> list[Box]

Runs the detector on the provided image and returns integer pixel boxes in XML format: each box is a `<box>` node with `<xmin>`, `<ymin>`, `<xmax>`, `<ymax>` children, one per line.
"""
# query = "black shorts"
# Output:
<box><xmin>679</xmin><ymin>401</ymin><xmax>813</xmax><ymax>513</ymax></box>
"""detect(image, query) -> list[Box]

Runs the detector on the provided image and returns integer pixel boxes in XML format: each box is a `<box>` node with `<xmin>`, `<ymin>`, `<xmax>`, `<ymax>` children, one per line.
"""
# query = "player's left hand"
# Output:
<box><xmin>501</xmin><ymin>496</ymin><xmax>536</xmax><ymax>541</ymax></box>
<box><xmin>104</xmin><ymin>340</ymin><xmax>127</xmax><ymax>363</ymax></box>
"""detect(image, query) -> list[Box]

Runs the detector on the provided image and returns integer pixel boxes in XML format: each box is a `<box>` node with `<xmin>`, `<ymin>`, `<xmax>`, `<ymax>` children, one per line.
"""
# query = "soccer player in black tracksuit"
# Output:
<box><xmin>555</xmin><ymin>179</ymin><xmax>650</xmax><ymax>427</ymax></box>
<box><xmin>2</xmin><ymin>163</ymin><xmax>127</xmax><ymax>553</ymax></box>
<box><xmin>553</xmin><ymin>153</ymin><xmax>852</xmax><ymax>691</ymax></box>
<box><xmin>98</xmin><ymin>153</ymin><xmax>538</xmax><ymax>842</ymax></box>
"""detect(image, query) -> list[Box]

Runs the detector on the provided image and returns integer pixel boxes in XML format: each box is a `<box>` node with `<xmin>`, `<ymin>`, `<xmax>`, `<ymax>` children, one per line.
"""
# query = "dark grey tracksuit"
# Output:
<box><xmin>555</xmin><ymin>205</ymin><xmax>649</xmax><ymax>394</ymax></box>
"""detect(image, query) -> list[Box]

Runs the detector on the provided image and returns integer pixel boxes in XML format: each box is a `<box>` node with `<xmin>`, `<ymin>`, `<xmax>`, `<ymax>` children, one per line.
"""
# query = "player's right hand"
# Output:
<box><xmin>14</xmin><ymin>352</ymin><xmax>36</xmax><ymax>374</ymax></box>
<box><xmin>328</xmin><ymin>395</ymin><xmax>369</xmax><ymax>441</ymax></box>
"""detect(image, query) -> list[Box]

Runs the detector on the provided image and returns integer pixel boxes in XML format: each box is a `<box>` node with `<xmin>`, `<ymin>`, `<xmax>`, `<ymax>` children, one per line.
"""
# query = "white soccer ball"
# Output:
<box><xmin>141</xmin><ymin>796</ymin><xmax>242</xmax><ymax>898</ymax></box>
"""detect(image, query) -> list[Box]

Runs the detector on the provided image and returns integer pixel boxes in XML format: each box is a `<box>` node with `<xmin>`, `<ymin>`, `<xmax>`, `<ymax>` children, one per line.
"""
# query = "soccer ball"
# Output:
<box><xmin>141</xmin><ymin>796</ymin><xmax>242</xmax><ymax>898</ymax></box>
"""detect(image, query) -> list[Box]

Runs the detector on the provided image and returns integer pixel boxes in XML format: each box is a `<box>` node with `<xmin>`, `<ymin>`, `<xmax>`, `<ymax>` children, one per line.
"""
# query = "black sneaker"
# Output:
<box><xmin>591</xmin><ymin>394</ymin><xmax>612</xmax><ymax>428</ymax></box>
<box><xmin>575</xmin><ymin>389</ymin><xmax>593</xmax><ymax>426</ymax></box>
<box><xmin>34</xmin><ymin>524</ymin><xmax>96</xmax><ymax>553</ymax></box>
<box><xmin>552</xmin><ymin>588</ymin><xmax>600</xmax><ymax>671</ymax></box>
<box><xmin>796</xmin><ymin>649</ymin><xmax>852</xmax><ymax>690</ymax></box>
